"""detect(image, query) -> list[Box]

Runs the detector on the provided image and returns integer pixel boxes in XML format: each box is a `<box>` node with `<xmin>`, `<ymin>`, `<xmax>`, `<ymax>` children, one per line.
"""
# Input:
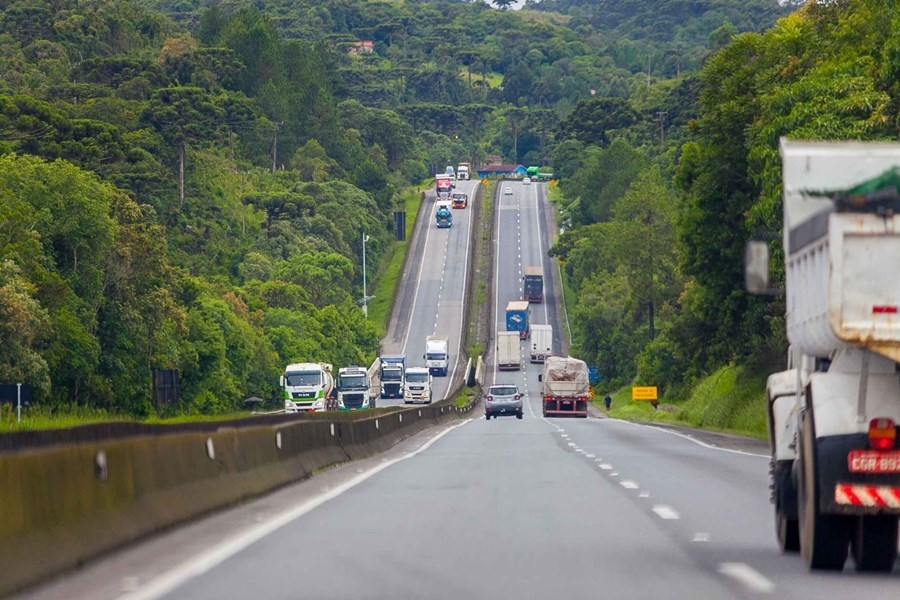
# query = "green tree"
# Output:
<box><xmin>143</xmin><ymin>86</ymin><xmax>225</xmax><ymax>209</ymax></box>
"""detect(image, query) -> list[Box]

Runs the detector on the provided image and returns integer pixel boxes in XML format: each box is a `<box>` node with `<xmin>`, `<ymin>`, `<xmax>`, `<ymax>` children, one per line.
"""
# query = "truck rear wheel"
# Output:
<box><xmin>772</xmin><ymin>462</ymin><xmax>799</xmax><ymax>553</ymax></box>
<box><xmin>851</xmin><ymin>516</ymin><xmax>898</xmax><ymax>572</ymax></box>
<box><xmin>798</xmin><ymin>407</ymin><xmax>850</xmax><ymax>570</ymax></box>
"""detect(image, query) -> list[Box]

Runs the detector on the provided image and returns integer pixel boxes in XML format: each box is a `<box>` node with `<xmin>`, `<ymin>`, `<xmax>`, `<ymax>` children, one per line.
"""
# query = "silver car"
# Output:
<box><xmin>484</xmin><ymin>384</ymin><xmax>523</xmax><ymax>420</ymax></box>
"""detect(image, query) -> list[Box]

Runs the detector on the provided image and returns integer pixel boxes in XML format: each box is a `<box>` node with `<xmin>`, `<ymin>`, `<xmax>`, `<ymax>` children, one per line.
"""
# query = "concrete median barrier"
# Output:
<box><xmin>0</xmin><ymin>403</ymin><xmax>473</xmax><ymax>597</ymax></box>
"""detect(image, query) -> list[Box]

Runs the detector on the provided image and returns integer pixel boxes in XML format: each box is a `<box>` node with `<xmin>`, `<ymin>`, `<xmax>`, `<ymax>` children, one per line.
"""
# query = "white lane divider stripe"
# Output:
<box><xmin>651</xmin><ymin>505</ymin><xmax>680</xmax><ymax>520</ymax></box>
<box><xmin>619</xmin><ymin>480</ymin><xmax>639</xmax><ymax>489</ymax></box>
<box><xmin>717</xmin><ymin>562</ymin><xmax>775</xmax><ymax>594</ymax></box>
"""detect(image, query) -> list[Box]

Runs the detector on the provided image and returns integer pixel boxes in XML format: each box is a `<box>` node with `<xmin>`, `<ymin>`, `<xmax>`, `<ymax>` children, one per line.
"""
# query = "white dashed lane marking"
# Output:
<box><xmin>717</xmin><ymin>562</ymin><xmax>775</xmax><ymax>594</ymax></box>
<box><xmin>651</xmin><ymin>505</ymin><xmax>680</xmax><ymax>520</ymax></box>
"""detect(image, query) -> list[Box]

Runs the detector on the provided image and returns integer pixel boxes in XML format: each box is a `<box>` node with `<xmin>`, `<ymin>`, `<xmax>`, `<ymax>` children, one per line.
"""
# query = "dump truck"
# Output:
<box><xmin>403</xmin><ymin>366</ymin><xmax>433</xmax><ymax>404</ymax></box>
<box><xmin>379</xmin><ymin>355</ymin><xmax>405</xmax><ymax>399</ymax></box>
<box><xmin>424</xmin><ymin>335</ymin><xmax>449</xmax><ymax>376</ymax></box>
<box><xmin>538</xmin><ymin>356</ymin><xmax>589</xmax><ymax>418</ymax></box>
<box><xmin>523</xmin><ymin>266</ymin><xmax>544</xmax><ymax>303</ymax></box>
<box><xmin>281</xmin><ymin>362</ymin><xmax>334</xmax><ymax>412</ymax></box>
<box><xmin>529</xmin><ymin>324</ymin><xmax>552</xmax><ymax>363</ymax></box>
<box><xmin>335</xmin><ymin>366</ymin><xmax>373</xmax><ymax>410</ymax></box>
<box><xmin>497</xmin><ymin>331</ymin><xmax>521</xmax><ymax>371</ymax></box>
<box><xmin>747</xmin><ymin>139</ymin><xmax>900</xmax><ymax>572</ymax></box>
<box><xmin>505</xmin><ymin>300</ymin><xmax>530</xmax><ymax>339</ymax></box>
<box><xmin>457</xmin><ymin>162</ymin><xmax>471</xmax><ymax>180</ymax></box>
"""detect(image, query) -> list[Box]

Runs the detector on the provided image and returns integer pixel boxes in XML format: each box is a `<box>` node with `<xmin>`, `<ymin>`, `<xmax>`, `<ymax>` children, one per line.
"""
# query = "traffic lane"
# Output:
<box><xmin>495</xmin><ymin>190</ymin><xmax>523</xmax><ymax>316</ymax></box>
<box><xmin>157</xmin><ymin>416</ymin><xmax>738</xmax><ymax>600</ymax></box>
<box><xmin>546</xmin><ymin>418</ymin><xmax>771</xmax><ymax>549</ymax></box>
<box><xmin>537</xmin><ymin>417</ymin><xmax>900</xmax><ymax>597</ymax></box>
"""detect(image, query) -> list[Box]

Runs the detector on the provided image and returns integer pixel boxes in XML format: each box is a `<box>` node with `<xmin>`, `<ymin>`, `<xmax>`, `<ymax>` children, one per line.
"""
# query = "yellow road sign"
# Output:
<box><xmin>631</xmin><ymin>386</ymin><xmax>658</xmax><ymax>401</ymax></box>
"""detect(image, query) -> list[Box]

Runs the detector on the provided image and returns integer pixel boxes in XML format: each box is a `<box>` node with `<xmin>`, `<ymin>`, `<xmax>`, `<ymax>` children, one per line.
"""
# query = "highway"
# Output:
<box><xmin>11</xmin><ymin>182</ymin><xmax>899</xmax><ymax>600</ymax></box>
<box><xmin>377</xmin><ymin>179</ymin><xmax>479</xmax><ymax>407</ymax></box>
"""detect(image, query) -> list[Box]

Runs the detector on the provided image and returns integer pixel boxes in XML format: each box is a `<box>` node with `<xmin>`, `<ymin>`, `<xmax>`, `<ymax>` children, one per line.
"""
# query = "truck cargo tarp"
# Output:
<box><xmin>810</xmin><ymin>167</ymin><xmax>900</xmax><ymax>212</ymax></box>
<box><xmin>543</xmin><ymin>356</ymin><xmax>590</xmax><ymax>396</ymax></box>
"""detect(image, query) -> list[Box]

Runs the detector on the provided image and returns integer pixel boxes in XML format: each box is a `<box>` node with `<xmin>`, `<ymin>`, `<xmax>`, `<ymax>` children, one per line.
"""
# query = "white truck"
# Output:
<box><xmin>497</xmin><ymin>331</ymin><xmax>521</xmax><ymax>371</ymax></box>
<box><xmin>424</xmin><ymin>335</ymin><xmax>449</xmax><ymax>376</ymax></box>
<box><xmin>281</xmin><ymin>362</ymin><xmax>334</xmax><ymax>412</ymax></box>
<box><xmin>529</xmin><ymin>324</ymin><xmax>552</xmax><ymax>363</ymax></box>
<box><xmin>747</xmin><ymin>139</ymin><xmax>900</xmax><ymax>572</ymax></box>
<box><xmin>457</xmin><ymin>162</ymin><xmax>471</xmax><ymax>181</ymax></box>
<box><xmin>403</xmin><ymin>366</ymin><xmax>433</xmax><ymax>404</ymax></box>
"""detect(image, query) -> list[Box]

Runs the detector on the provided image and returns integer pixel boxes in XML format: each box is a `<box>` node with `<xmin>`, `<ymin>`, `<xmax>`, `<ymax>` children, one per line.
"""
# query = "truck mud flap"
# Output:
<box><xmin>818</xmin><ymin>434</ymin><xmax>900</xmax><ymax>516</ymax></box>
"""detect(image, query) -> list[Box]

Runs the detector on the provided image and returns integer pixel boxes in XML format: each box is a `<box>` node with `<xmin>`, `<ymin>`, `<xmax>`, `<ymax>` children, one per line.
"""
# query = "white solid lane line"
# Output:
<box><xmin>717</xmin><ymin>562</ymin><xmax>775</xmax><ymax>594</ymax></box>
<box><xmin>117</xmin><ymin>420</ymin><xmax>473</xmax><ymax>600</ymax></box>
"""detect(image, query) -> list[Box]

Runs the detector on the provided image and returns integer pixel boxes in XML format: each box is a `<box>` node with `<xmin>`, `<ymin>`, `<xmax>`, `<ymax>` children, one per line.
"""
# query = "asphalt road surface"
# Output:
<box><xmin>377</xmin><ymin>179</ymin><xmax>479</xmax><ymax>407</ymax></box>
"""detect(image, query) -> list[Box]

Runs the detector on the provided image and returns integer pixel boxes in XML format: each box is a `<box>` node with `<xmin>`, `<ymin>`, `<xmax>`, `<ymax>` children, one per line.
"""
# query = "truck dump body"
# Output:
<box><xmin>541</xmin><ymin>356</ymin><xmax>589</xmax><ymax>418</ymax></box>
<box><xmin>782</xmin><ymin>140</ymin><xmax>900</xmax><ymax>361</ymax></box>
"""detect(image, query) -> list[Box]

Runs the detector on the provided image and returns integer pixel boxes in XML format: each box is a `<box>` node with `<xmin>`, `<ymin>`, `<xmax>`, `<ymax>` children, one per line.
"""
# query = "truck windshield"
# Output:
<box><xmin>382</xmin><ymin>367</ymin><xmax>402</xmax><ymax>381</ymax></box>
<box><xmin>285</xmin><ymin>372</ymin><xmax>320</xmax><ymax>386</ymax></box>
<box><xmin>426</xmin><ymin>353</ymin><xmax>446</xmax><ymax>360</ymax></box>
<box><xmin>406</xmin><ymin>372</ymin><xmax>429</xmax><ymax>383</ymax></box>
<box><xmin>338</xmin><ymin>375</ymin><xmax>367</xmax><ymax>389</ymax></box>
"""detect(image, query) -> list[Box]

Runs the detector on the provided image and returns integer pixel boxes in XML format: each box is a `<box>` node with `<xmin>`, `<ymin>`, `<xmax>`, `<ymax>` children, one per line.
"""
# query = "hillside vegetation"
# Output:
<box><xmin>0</xmin><ymin>0</ymin><xmax>809</xmax><ymax>419</ymax></box>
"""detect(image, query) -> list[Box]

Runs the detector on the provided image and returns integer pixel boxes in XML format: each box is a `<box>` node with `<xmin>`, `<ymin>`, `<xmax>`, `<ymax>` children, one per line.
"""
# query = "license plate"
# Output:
<box><xmin>848</xmin><ymin>450</ymin><xmax>900</xmax><ymax>473</ymax></box>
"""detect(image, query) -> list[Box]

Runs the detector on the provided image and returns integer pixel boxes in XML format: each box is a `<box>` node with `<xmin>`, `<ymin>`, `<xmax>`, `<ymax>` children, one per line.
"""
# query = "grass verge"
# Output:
<box><xmin>367</xmin><ymin>188</ymin><xmax>422</xmax><ymax>335</ymax></box>
<box><xmin>0</xmin><ymin>404</ymin><xmax>255</xmax><ymax>433</ymax></box>
<box><xmin>596</xmin><ymin>364</ymin><xmax>768</xmax><ymax>440</ymax></box>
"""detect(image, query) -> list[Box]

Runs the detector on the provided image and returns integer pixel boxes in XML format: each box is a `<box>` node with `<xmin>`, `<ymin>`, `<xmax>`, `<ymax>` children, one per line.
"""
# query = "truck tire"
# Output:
<box><xmin>798</xmin><ymin>405</ymin><xmax>850</xmax><ymax>570</ymax></box>
<box><xmin>851</xmin><ymin>516</ymin><xmax>898</xmax><ymax>572</ymax></box>
<box><xmin>772</xmin><ymin>462</ymin><xmax>800</xmax><ymax>553</ymax></box>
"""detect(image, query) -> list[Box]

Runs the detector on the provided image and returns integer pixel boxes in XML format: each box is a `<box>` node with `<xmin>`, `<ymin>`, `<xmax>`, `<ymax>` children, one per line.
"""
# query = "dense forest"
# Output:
<box><xmin>4</xmin><ymin>0</ymin><xmax>854</xmax><ymax>417</ymax></box>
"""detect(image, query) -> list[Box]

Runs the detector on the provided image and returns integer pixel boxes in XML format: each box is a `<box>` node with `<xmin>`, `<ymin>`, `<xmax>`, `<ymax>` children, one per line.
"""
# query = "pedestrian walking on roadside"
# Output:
<box><xmin>604</xmin><ymin>393</ymin><xmax>612</xmax><ymax>411</ymax></box>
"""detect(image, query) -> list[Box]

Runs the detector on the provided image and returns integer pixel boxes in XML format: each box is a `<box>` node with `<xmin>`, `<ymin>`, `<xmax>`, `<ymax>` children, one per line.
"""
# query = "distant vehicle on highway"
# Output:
<box><xmin>504</xmin><ymin>186</ymin><xmax>513</xmax><ymax>195</ymax></box>
<box><xmin>484</xmin><ymin>384</ymin><xmax>523</xmax><ymax>420</ymax></box>
<box><xmin>523</xmin><ymin>177</ymin><xmax>531</xmax><ymax>184</ymax></box>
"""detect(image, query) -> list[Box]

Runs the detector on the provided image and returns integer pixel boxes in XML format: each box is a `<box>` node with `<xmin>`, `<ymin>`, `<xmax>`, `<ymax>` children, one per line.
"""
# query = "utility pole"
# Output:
<box><xmin>271</xmin><ymin>121</ymin><xmax>283</xmax><ymax>173</ymax></box>
<box><xmin>656</xmin><ymin>110</ymin><xmax>667</xmax><ymax>145</ymax></box>
<box><xmin>361</xmin><ymin>230</ymin><xmax>371</xmax><ymax>318</ymax></box>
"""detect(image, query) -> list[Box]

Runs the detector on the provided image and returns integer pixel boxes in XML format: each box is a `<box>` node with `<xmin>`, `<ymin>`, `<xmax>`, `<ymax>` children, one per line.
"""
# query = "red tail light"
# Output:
<box><xmin>868</xmin><ymin>418</ymin><xmax>896</xmax><ymax>450</ymax></box>
<box><xmin>579</xmin><ymin>396</ymin><xmax>587</xmax><ymax>402</ymax></box>
<box><xmin>515</xmin><ymin>394</ymin><xmax>521</xmax><ymax>400</ymax></box>
<box><xmin>486</xmin><ymin>395</ymin><xmax>493</xmax><ymax>402</ymax></box>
